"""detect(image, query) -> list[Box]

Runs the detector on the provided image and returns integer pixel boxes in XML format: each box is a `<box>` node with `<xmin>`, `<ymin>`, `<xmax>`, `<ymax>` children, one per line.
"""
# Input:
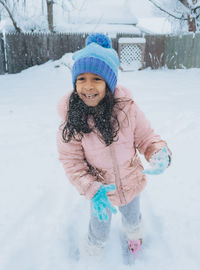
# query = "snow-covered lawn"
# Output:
<box><xmin>0</xmin><ymin>58</ymin><xmax>200</xmax><ymax>270</ymax></box>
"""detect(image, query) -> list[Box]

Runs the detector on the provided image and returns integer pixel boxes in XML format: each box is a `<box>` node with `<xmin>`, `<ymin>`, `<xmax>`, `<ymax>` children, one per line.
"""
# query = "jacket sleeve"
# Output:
<box><xmin>133</xmin><ymin>102</ymin><xmax>172</xmax><ymax>162</ymax></box>
<box><xmin>56</xmin><ymin>95</ymin><xmax>102</xmax><ymax>200</ymax></box>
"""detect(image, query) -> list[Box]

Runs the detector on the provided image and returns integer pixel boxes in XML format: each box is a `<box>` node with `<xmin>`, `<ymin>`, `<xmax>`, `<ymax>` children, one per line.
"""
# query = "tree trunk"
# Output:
<box><xmin>187</xmin><ymin>14</ymin><xmax>196</xmax><ymax>32</ymax></box>
<box><xmin>46</xmin><ymin>0</ymin><xmax>54</xmax><ymax>32</ymax></box>
<box><xmin>0</xmin><ymin>0</ymin><xmax>21</xmax><ymax>33</ymax></box>
<box><xmin>178</xmin><ymin>0</ymin><xmax>190</xmax><ymax>8</ymax></box>
<box><xmin>179</xmin><ymin>0</ymin><xmax>197</xmax><ymax>32</ymax></box>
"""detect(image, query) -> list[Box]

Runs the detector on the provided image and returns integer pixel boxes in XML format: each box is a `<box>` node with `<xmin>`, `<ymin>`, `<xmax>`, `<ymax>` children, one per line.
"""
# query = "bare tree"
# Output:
<box><xmin>179</xmin><ymin>0</ymin><xmax>199</xmax><ymax>31</ymax></box>
<box><xmin>46</xmin><ymin>0</ymin><xmax>54</xmax><ymax>32</ymax></box>
<box><xmin>0</xmin><ymin>0</ymin><xmax>89</xmax><ymax>33</ymax></box>
<box><xmin>148</xmin><ymin>0</ymin><xmax>200</xmax><ymax>32</ymax></box>
<box><xmin>0</xmin><ymin>0</ymin><xmax>21</xmax><ymax>32</ymax></box>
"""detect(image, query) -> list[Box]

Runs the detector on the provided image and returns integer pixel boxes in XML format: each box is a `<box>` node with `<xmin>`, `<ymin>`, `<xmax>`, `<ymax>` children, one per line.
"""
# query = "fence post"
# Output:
<box><xmin>144</xmin><ymin>34</ymin><xmax>165</xmax><ymax>69</ymax></box>
<box><xmin>0</xmin><ymin>33</ymin><xmax>6</xmax><ymax>75</ymax></box>
<box><xmin>164</xmin><ymin>33</ymin><xmax>200</xmax><ymax>69</ymax></box>
<box><xmin>193</xmin><ymin>33</ymin><xmax>200</xmax><ymax>68</ymax></box>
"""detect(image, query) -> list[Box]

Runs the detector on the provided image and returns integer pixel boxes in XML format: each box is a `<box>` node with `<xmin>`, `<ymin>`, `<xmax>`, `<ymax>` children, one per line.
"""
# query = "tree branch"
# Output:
<box><xmin>0</xmin><ymin>0</ymin><xmax>21</xmax><ymax>32</ymax></box>
<box><xmin>179</xmin><ymin>0</ymin><xmax>190</xmax><ymax>9</ymax></box>
<box><xmin>178</xmin><ymin>0</ymin><xmax>200</xmax><ymax>13</ymax></box>
<box><xmin>193</xmin><ymin>5</ymin><xmax>200</xmax><ymax>12</ymax></box>
<box><xmin>147</xmin><ymin>0</ymin><xmax>188</xmax><ymax>20</ymax></box>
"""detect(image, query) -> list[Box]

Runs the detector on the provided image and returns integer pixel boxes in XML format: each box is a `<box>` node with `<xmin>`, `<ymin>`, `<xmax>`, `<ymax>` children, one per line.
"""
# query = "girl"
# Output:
<box><xmin>57</xmin><ymin>33</ymin><xmax>171</xmax><ymax>259</ymax></box>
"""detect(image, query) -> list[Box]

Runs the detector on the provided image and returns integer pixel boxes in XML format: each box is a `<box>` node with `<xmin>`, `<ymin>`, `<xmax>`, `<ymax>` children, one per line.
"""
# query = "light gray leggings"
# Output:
<box><xmin>88</xmin><ymin>195</ymin><xmax>142</xmax><ymax>246</ymax></box>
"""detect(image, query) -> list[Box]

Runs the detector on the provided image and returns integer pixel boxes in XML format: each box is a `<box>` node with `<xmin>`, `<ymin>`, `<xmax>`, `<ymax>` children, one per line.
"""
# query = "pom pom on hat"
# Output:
<box><xmin>86</xmin><ymin>33</ymin><xmax>112</xmax><ymax>48</ymax></box>
<box><xmin>72</xmin><ymin>33</ymin><xmax>119</xmax><ymax>93</ymax></box>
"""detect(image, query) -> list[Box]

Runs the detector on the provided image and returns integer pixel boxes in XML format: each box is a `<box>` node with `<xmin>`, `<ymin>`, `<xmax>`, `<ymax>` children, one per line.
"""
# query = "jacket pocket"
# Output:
<box><xmin>122</xmin><ymin>173</ymin><xmax>145</xmax><ymax>192</ymax></box>
<box><xmin>123</xmin><ymin>155</ymin><xmax>144</xmax><ymax>175</ymax></box>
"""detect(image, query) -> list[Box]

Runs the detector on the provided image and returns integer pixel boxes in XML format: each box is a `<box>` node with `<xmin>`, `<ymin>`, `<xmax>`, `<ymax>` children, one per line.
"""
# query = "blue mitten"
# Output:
<box><xmin>142</xmin><ymin>147</ymin><xmax>170</xmax><ymax>175</ymax></box>
<box><xmin>91</xmin><ymin>184</ymin><xmax>117</xmax><ymax>222</ymax></box>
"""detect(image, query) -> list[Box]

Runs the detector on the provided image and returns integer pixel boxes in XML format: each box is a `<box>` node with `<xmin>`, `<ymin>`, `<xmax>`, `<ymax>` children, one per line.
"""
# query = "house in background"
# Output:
<box><xmin>57</xmin><ymin>0</ymin><xmax>144</xmax><ymax>36</ymax></box>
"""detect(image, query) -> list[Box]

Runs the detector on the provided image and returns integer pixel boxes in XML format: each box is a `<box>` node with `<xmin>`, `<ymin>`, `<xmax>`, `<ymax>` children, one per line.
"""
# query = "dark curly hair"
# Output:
<box><xmin>62</xmin><ymin>86</ymin><xmax>128</xmax><ymax>146</ymax></box>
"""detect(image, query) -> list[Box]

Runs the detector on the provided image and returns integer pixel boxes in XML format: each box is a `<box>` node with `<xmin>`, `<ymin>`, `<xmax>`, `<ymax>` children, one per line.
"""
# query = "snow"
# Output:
<box><xmin>0</xmin><ymin>56</ymin><xmax>200</xmax><ymax>269</ymax></box>
<box><xmin>138</xmin><ymin>17</ymin><xmax>173</xmax><ymax>34</ymax></box>
<box><xmin>120</xmin><ymin>61</ymin><xmax>143</xmax><ymax>72</ymax></box>
<box><xmin>56</xmin><ymin>24</ymin><xmax>141</xmax><ymax>36</ymax></box>
<box><xmin>68</xmin><ymin>0</ymin><xmax>138</xmax><ymax>25</ymax></box>
<box><xmin>118</xmin><ymin>38</ymin><xmax>146</xmax><ymax>44</ymax></box>
<box><xmin>0</xmin><ymin>0</ymin><xmax>172</xmax><ymax>34</ymax></box>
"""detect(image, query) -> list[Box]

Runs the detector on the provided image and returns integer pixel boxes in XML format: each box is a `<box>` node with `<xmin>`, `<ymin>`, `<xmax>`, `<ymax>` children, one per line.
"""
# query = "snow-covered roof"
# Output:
<box><xmin>118</xmin><ymin>37</ymin><xmax>146</xmax><ymax>44</ymax></box>
<box><xmin>137</xmin><ymin>17</ymin><xmax>172</xmax><ymax>34</ymax></box>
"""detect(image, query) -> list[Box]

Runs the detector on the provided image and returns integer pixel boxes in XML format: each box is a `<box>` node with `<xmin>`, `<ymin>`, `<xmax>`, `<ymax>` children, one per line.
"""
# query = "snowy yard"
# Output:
<box><xmin>0</xmin><ymin>57</ymin><xmax>200</xmax><ymax>270</ymax></box>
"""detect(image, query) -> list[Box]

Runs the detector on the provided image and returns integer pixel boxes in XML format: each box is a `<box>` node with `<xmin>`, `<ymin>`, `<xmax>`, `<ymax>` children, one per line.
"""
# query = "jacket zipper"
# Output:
<box><xmin>109</xmin><ymin>143</ymin><xmax>127</xmax><ymax>205</ymax></box>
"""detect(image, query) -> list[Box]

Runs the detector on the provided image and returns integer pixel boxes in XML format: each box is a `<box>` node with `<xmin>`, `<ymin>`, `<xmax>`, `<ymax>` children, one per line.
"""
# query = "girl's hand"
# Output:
<box><xmin>91</xmin><ymin>184</ymin><xmax>117</xmax><ymax>222</ymax></box>
<box><xmin>142</xmin><ymin>147</ymin><xmax>170</xmax><ymax>175</ymax></box>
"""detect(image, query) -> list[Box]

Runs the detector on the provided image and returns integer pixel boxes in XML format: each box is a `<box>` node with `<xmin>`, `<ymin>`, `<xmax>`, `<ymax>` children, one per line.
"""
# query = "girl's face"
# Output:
<box><xmin>76</xmin><ymin>73</ymin><xmax>106</xmax><ymax>107</ymax></box>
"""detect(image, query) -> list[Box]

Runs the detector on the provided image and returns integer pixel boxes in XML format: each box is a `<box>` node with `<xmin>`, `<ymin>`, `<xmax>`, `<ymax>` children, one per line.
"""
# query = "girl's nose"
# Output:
<box><xmin>84</xmin><ymin>80</ymin><xmax>94</xmax><ymax>90</ymax></box>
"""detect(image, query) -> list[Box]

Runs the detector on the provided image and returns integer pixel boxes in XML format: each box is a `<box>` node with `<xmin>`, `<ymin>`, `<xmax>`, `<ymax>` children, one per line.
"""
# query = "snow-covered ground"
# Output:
<box><xmin>0</xmin><ymin>57</ymin><xmax>200</xmax><ymax>270</ymax></box>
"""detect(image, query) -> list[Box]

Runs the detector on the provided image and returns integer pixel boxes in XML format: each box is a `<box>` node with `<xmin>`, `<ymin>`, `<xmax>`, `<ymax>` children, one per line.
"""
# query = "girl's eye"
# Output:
<box><xmin>77</xmin><ymin>77</ymin><xmax>85</xmax><ymax>81</ymax></box>
<box><xmin>94</xmin><ymin>77</ymin><xmax>102</xmax><ymax>81</ymax></box>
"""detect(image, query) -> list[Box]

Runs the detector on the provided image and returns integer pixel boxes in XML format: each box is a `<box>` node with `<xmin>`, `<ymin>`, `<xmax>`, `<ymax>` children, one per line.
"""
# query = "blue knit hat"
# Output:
<box><xmin>72</xmin><ymin>33</ymin><xmax>119</xmax><ymax>93</ymax></box>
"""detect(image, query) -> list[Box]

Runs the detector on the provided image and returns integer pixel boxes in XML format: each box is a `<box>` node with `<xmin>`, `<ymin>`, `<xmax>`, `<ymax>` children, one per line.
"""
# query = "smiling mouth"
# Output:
<box><xmin>82</xmin><ymin>93</ymin><xmax>98</xmax><ymax>99</ymax></box>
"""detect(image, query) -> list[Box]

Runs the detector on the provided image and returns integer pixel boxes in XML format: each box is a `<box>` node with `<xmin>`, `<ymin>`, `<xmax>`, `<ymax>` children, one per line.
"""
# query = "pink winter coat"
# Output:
<box><xmin>57</xmin><ymin>85</ymin><xmax>170</xmax><ymax>206</ymax></box>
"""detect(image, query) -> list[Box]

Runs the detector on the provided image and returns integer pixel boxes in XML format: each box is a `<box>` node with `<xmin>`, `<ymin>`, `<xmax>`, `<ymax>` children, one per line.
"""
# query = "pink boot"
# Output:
<box><xmin>128</xmin><ymin>239</ymin><xmax>142</xmax><ymax>255</ymax></box>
